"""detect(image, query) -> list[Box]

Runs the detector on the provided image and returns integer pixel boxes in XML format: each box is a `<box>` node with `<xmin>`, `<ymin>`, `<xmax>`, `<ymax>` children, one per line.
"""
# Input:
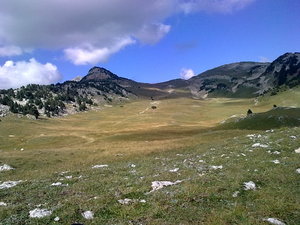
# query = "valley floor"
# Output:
<box><xmin>0</xmin><ymin>93</ymin><xmax>299</xmax><ymax>224</ymax></box>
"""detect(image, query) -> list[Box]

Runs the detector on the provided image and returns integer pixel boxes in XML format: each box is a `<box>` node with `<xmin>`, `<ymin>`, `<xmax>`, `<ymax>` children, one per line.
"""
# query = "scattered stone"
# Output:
<box><xmin>252</xmin><ymin>143</ymin><xmax>268</xmax><ymax>148</ymax></box>
<box><xmin>265</xmin><ymin>130</ymin><xmax>274</xmax><ymax>133</ymax></box>
<box><xmin>243</xmin><ymin>181</ymin><xmax>256</xmax><ymax>190</ymax></box>
<box><xmin>0</xmin><ymin>164</ymin><xmax>14</xmax><ymax>171</ymax></box>
<box><xmin>54</xmin><ymin>217</ymin><xmax>60</xmax><ymax>222</ymax></box>
<box><xmin>232</xmin><ymin>191</ymin><xmax>239</xmax><ymax>198</ymax></box>
<box><xmin>118</xmin><ymin>198</ymin><xmax>146</xmax><ymax>205</ymax></box>
<box><xmin>65</xmin><ymin>176</ymin><xmax>72</xmax><ymax>179</ymax></box>
<box><xmin>294</xmin><ymin>148</ymin><xmax>300</xmax><ymax>153</ymax></box>
<box><xmin>169</xmin><ymin>168</ymin><xmax>179</xmax><ymax>172</ymax></box>
<box><xmin>290</xmin><ymin>136</ymin><xmax>297</xmax><ymax>139</ymax></box>
<box><xmin>296</xmin><ymin>168</ymin><xmax>300</xmax><ymax>174</ymax></box>
<box><xmin>82</xmin><ymin>211</ymin><xmax>94</xmax><ymax>220</ymax></box>
<box><xmin>247</xmin><ymin>134</ymin><xmax>255</xmax><ymax>139</ymax></box>
<box><xmin>59</xmin><ymin>171</ymin><xmax>69</xmax><ymax>175</ymax></box>
<box><xmin>118</xmin><ymin>198</ymin><xmax>133</xmax><ymax>205</ymax></box>
<box><xmin>264</xmin><ymin>218</ymin><xmax>286</xmax><ymax>225</ymax></box>
<box><xmin>148</xmin><ymin>180</ymin><xmax>183</xmax><ymax>193</ymax></box>
<box><xmin>0</xmin><ymin>180</ymin><xmax>22</xmax><ymax>189</ymax></box>
<box><xmin>92</xmin><ymin>165</ymin><xmax>108</xmax><ymax>169</ymax></box>
<box><xmin>29</xmin><ymin>208</ymin><xmax>52</xmax><ymax>218</ymax></box>
<box><xmin>20</xmin><ymin>148</ymin><xmax>24</xmax><ymax>151</ymax></box>
<box><xmin>268</xmin><ymin>151</ymin><xmax>281</xmax><ymax>155</ymax></box>
<box><xmin>130</xmin><ymin>164</ymin><xmax>136</xmax><ymax>168</ymax></box>
<box><xmin>51</xmin><ymin>182</ymin><xmax>63</xmax><ymax>186</ymax></box>
<box><xmin>210</xmin><ymin>165</ymin><xmax>223</xmax><ymax>170</ymax></box>
<box><xmin>271</xmin><ymin>160</ymin><xmax>280</xmax><ymax>164</ymax></box>
<box><xmin>0</xmin><ymin>202</ymin><xmax>7</xmax><ymax>206</ymax></box>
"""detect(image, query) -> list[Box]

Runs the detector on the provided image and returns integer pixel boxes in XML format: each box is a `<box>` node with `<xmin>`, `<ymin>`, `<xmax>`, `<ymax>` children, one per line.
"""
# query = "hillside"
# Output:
<box><xmin>186</xmin><ymin>52</ymin><xmax>300</xmax><ymax>98</ymax></box>
<box><xmin>0</xmin><ymin>52</ymin><xmax>299</xmax><ymax>118</ymax></box>
<box><xmin>220</xmin><ymin>107</ymin><xmax>300</xmax><ymax>130</ymax></box>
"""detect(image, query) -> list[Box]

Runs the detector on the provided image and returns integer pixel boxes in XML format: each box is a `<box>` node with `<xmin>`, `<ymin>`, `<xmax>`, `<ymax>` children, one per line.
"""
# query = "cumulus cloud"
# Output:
<box><xmin>0</xmin><ymin>0</ymin><xmax>255</xmax><ymax>64</ymax></box>
<box><xmin>0</xmin><ymin>45</ymin><xmax>22</xmax><ymax>57</ymax></box>
<box><xmin>180</xmin><ymin>68</ymin><xmax>195</xmax><ymax>79</ymax></box>
<box><xmin>0</xmin><ymin>59</ymin><xmax>61</xmax><ymax>89</ymax></box>
<box><xmin>135</xmin><ymin>23</ymin><xmax>171</xmax><ymax>44</ymax></box>
<box><xmin>64</xmin><ymin>37</ymin><xmax>136</xmax><ymax>65</ymax></box>
<box><xmin>0</xmin><ymin>0</ymin><xmax>175</xmax><ymax>64</ymax></box>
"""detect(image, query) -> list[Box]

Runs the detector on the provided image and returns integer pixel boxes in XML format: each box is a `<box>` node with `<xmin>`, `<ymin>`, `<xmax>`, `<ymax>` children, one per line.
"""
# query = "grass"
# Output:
<box><xmin>220</xmin><ymin>107</ymin><xmax>300</xmax><ymax>130</ymax></box>
<box><xmin>0</xmin><ymin>89</ymin><xmax>299</xmax><ymax>224</ymax></box>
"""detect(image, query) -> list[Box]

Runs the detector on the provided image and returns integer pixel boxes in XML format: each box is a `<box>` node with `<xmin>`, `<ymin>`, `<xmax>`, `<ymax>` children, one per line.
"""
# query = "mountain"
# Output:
<box><xmin>161</xmin><ymin>52</ymin><xmax>299</xmax><ymax>99</ymax></box>
<box><xmin>74</xmin><ymin>52</ymin><xmax>300</xmax><ymax>100</ymax></box>
<box><xmin>81</xmin><ymin>67</ymin><xmax>119</xmax><ymax>82</ymax></box>
<box><xmin>186</xmin><ymin>62</ymin><xmax>269</xmax><ymax>98</ymax></box>
<box><xmin>191</xmin><ymin>52</ymin><xmax>300</xmax><ymax>98</ymax></box>
<box><xmin>0</xmin><ymin>52</ymin><xmax>299</xmax><ymax>118</ymax></box>
<box><xmin>260</xmin><ymin>52</ymin><xmax>300</xmax><ymax>88</ymax></box>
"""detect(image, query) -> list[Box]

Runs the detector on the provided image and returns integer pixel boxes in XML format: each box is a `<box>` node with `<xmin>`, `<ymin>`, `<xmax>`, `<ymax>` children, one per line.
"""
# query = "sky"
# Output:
<box><xmin>0</xmin><ymin>0</ymin><xmax>299</xmax><ymax>89</ymax></box>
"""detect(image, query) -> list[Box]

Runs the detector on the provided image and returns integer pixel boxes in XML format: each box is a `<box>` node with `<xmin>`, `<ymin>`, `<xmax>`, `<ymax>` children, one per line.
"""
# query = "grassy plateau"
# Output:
<box><xmin>0</xmin><ymin>88</ymin><xmax>300</xmax><ymax>224</ymax></box>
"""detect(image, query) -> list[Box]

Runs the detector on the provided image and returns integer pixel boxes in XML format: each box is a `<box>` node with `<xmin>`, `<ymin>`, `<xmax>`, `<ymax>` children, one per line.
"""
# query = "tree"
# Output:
<box><xmin>247</xmin><ymin>109</ymin><xmax>253</xmax><ymax>116</ymax></box>
<box><xmin>79</xmin><ymin>102</ymin><xmax>87</xmax><ymax>111</ymax></box>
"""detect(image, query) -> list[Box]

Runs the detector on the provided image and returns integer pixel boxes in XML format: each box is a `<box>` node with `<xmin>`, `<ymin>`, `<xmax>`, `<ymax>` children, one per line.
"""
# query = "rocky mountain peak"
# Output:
<box><xmin>81</xmin><ymin>67</ymin><xmax>119</xmax><ymax>82</ymax></box>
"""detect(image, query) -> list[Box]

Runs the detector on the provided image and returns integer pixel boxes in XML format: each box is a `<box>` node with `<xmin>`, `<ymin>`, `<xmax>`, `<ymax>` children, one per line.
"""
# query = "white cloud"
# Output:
<box><xmin>180</xmin><ymin>0</ymin><xmax>255</xmax><ymax>14</ymax></box>
<box><xmin>0</xmin><ymin>58</ymin><xmax>61</xmax><ymax>89</ymax></box>
<box><xmin>64</xmin><ymin>37</ymin><xmax>136</xmax><ymax>65</ymax></box>
<box><xmin>0</xmin><ymin>0</ymin><xmax>175</xmax><ymax>64</ymax></box>
<box><xmin>180</xmin><ymin>68</ymin><xmax>195</xmax><ymax>79</ymax></box>
<box><xmin>0</xmin><ymin>45</ymin><xmax>22</xmax><ymax>57</ymax></box>
<box><xmin>135</xmin><ymin>23</ymin><xmax>171</xmax><ymax>44</ymax></box>
<box><xmin>0</xmin><ymin>0</ymin><xmax>255</xmax><ymax>64</ymax></box>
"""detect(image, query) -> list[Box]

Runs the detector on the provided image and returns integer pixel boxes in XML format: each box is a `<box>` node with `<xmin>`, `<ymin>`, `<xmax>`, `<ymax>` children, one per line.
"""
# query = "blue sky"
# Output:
<box><xmin>0</xmin><ymin>0</ymin><xmax>299</xmax><ymax>89</ymax></box>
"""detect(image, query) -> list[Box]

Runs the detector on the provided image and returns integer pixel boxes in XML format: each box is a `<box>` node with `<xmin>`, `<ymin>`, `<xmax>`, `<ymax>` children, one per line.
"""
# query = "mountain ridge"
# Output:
<box><xmin>0</xmin><ymin>52</ymin><xmax>299</xmax><ymax>118</ymax></box>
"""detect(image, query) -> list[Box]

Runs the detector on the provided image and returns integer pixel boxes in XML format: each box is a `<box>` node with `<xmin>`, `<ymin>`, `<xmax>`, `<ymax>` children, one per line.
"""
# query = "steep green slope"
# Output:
<box><xmin>220</xmin><ymin>107</ymin><xmax>300</xmax><ymax>130</ymax></box>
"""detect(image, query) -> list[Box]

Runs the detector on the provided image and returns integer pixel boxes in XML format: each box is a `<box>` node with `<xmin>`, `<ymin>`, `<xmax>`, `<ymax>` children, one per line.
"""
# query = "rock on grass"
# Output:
<box><xmin>0</xmin><ymin>164</ymin><xmax>14</xmax><ymax>172</ymax></box>
<box><xmin>92</xmin><ymin>165</ymin><xmax>108</xmax><ymax>169</ymax></box>
<box><xmin>29</xmin><ymin>208</ymin><xmax>52</xmax><ymax>218</ymax></box>
<box><xmin>0</xmin><ymin>180</ymin><xmax>22</xmax><ymax>189</ymax></box>
<box><xmin>148</xmin><ymin>180</ymin><xmax>183</xmax><ymax>193</ymax></box>
<box><xmin>294</xmin><ymin>147</ymin><xmax>300</xmax><ymax>153</ymax></box>
<box><xmin>264</xmin><ymin>218</ymin><xmax>286</xmax><ymax>225</ymax></box>
<box><xmin>82</xmin><ymin>211</ymin><xmax>94</xmax><ymax>220</ymax></box>
<box><xmin>243</xmin><ymin>181</ymin><xmax>256</xmax><ymax>190</ymax></box>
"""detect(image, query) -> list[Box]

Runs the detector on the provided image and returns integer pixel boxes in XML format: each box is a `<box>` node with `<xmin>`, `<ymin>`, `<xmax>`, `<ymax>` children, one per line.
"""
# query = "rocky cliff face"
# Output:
<box><xmin>261</xmin><ymin>52</ymin><xmax>300</xmax><ymax>88</ymax></box>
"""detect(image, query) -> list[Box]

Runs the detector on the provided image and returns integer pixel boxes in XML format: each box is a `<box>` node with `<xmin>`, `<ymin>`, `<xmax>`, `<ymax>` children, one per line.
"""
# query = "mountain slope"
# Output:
<box><xmin>72</xmin><ymin>52</ymin><xmax>300</xmax><ymax>100</ymax></box>
<box><xmin>0</xmin><ymin>52</ymin><xmax>299</xmax><ymax>118</ymax></box>
<box><xmin>183</xmin><ymin>52</ymin><xmax>300</xmax><ymax>98</ymax></box>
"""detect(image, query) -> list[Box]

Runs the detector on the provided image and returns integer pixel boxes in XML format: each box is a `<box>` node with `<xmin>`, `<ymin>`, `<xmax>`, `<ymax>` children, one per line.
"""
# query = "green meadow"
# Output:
<box><xmin>0</xmin><ymin>88</ymin><xmax>300</xmax><ymax>224</ymax></box>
